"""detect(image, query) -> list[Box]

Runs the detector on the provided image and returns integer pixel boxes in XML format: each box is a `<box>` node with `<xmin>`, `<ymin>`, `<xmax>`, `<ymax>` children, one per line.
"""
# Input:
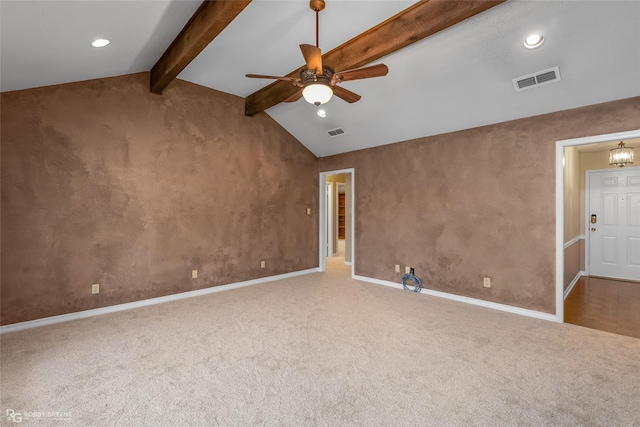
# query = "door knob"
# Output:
<box><xmin>591</xmin><ymin>227</ymin><xmax>596</xmax><ymax>231</ymax></box>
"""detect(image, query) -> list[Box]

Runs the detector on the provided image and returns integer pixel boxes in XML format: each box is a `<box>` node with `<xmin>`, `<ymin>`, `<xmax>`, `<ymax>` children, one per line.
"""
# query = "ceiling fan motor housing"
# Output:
<box><xmin>300</xmin><ymin>66</ymin><xmax>334</xmax><ymax>86</ymax></box>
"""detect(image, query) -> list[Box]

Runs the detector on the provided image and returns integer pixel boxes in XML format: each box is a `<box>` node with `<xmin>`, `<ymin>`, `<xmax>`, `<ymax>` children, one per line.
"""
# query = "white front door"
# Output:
<box><xmin>588</xmin><ymin>168</ymin><xmax>640</xmax><ymax>281</ymax></box>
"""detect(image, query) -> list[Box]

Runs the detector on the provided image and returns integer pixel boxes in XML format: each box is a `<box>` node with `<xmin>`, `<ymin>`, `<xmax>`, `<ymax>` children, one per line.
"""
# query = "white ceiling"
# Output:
<box><xmin>2</xmin><ymin>1</ymin><xmax>639</xmax><ymax>158</ymax></box>
<box><xmin>0</xmin><ymin>0</ymin><xmax>202</xmax><ymax>92</ymax></box>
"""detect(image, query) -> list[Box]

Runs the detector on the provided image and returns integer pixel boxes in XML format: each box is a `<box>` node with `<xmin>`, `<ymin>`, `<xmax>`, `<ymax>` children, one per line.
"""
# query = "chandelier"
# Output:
<box><xmin>609</xmin><ymin>141</ymin><xmax>634</xmax><ymax>167</ymax></box>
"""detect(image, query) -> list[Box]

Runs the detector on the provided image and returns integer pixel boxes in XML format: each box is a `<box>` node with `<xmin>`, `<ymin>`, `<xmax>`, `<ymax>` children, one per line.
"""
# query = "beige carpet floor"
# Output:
<box><xmin>1</xmin><ymin>269</ymin><xmax>639</xmax><ymax>426</ymax></box>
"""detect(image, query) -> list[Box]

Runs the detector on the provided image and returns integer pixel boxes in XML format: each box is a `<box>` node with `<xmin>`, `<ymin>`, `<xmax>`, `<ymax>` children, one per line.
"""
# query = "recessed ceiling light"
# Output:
<box><xmin>524</xmin><ymin>34</ymin><xmax>544</xmax><ymax>49</ymax></box>
<box><xmin>317</xmin><ymin>109</ymin><xmax>327</xmax><ymax>118</ymax></box>
<box><xmin>92</xmin><ymin>39</ymin><xmax>110</xmax><ymax>48</ymax></box>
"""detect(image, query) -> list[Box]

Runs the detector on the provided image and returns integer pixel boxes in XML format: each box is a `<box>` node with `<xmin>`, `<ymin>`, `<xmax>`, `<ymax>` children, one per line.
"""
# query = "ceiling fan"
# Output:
<box><xmin>246</xmin><ymin>0</ymin><xmax>389</xmax><ymax>106</ymax></box>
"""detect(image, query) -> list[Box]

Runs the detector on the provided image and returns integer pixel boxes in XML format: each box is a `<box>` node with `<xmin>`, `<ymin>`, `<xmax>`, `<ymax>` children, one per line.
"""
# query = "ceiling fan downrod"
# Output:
<box><xmin>309</xmin><ymin>0</ymin><xmax>325</xmax><ymax>48</ymax></box>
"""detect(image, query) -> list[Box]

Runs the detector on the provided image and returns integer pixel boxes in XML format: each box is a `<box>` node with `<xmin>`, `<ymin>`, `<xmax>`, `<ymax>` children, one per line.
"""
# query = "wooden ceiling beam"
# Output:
<box><xmin>150</xmin><ymin>0</ymin><xmax>252</xmax><ymax>94</ymax></box>
<box><xmin>244</xmin><ymin>0</ymin><xmax>506</xmax><ymax>116</ymax></box>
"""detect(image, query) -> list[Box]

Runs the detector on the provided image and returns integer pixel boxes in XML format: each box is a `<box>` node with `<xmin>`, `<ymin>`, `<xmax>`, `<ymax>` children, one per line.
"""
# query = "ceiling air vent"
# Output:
<box><xmin>327</xmin><ymin>128</ymin><xmax>346</xmax><ymax>137</ymax></box>
<box><xmin>513</xmin><ymin>66</ymin><xmax>561</xmax><ymax>92</ymax></box>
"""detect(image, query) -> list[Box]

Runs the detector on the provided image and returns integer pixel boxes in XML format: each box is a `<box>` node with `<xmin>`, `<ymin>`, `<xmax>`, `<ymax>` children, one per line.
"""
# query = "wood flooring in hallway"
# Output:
<box><xmin>565</xmin><ymin>276</ymin><xmax>640</xmax><ymax>339</ymax></box>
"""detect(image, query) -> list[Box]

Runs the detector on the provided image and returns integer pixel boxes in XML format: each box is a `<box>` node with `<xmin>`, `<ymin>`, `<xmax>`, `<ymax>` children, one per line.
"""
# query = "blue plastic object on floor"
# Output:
<box><xmin>402</xmin><ymin>273</ymin><xmax>422</xmax><ymax>293</ymax></box>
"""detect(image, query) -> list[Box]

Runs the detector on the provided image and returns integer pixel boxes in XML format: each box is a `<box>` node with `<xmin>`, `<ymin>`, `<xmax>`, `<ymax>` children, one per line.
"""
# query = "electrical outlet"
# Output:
<box><xmin>405</xmin><ymin>266</ymin><xmax>411</xmax><ymax>274</ymax></box>
<box><xmin>483</xmin><ymin>277</ymin><xmax>491</xmax><ymax>288</ymax></box>
<box><xmin>92</xmin><ymin>284</ymin><xmax>99</xmax><ymax>294</ymax></box>
<box><xmin>192</xmin><ymin>270</ymin><xmax>198</xmax><ymax>279</ymax></box>
<box><xmin>306</xmin><ymin>208</ymin><xmax>311</xmax><ymax>215</ymax></box>
<box><xmin>260</xmin><ymin>260</ymin><xmax>266</xmax><ymax>268</ymax></box>
<box><xmin>395</xmin><ymin>264</ymin><xmax>400</xmax><ymax>273</ymax></box>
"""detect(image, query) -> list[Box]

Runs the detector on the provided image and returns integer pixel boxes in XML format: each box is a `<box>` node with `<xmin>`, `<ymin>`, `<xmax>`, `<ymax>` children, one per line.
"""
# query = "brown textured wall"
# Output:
<box><xmin>320</xmin><ymin>97</ymin><xmax>640</xmax><ymax>314</ymax></box>
<box><xmin>1</xmin><ymin>73</ymin><xmax>318</xmax><ymax>325</ymax></box>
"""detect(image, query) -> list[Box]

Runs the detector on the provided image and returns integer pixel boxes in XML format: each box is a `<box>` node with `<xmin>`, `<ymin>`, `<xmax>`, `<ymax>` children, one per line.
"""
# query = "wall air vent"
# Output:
<box><xmin>513</xmin><ymin>66</ymin><xmax>561</xmax><ymax>92</ymax></box>
<box><xmin>327</xmin><ymin>128</ymin><xmax>346</xmax><ymax>137</ymax></box>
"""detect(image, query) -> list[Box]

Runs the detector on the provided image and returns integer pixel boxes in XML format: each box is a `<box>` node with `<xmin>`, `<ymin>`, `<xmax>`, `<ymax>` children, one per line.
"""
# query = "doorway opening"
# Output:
<box><xmin>556</xmin><ymin>129</ymin><xmax>640</xmax><ymax>325</ymax></box>
<box><xmin>319</xmin><ymin>169</ymin><xmax>354</xmax><ymax>275</ymax></box>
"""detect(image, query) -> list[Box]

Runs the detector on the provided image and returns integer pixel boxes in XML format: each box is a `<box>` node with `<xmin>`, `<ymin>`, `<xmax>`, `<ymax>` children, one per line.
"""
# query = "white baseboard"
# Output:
<box><xmin>564</xmin><ymin>271</ymin><xmax>585</xmax><ymax>300</ymax></box>
<box><xmin>352</xmin><ymin>274</ymin><xmax>557</xmax><ymax>322</ymax></box>
<box><xmin>0</xmin><ymin>268</ymin><xmax>320</xmax><ymax>334</ymax></box>
<box><xmin>345</xmin><ymin>261</ymin><xmax>352</xmax><ymax>266</ymax></box>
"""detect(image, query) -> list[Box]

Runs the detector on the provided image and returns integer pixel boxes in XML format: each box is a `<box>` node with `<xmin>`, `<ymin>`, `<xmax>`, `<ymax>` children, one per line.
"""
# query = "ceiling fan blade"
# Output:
<box><xmin>246</xmin><ymin>74</ymin><xmax>301</xmax><ymax>83</ymax></box>
<box><xmin>300</xmin><ymin>44</ymin><xmax>323</xmax><ymax>74</ymax></box>
<box><xmin>332</xmin><ymin>85</ymin><xmax>361</xmax><ymax>103</ymax></box>
<box><xmin>333</xmin><ymin>64</ymin><xmax>389</xmax><ymax>83</ymax></box>
<box><xmin>283</xmin><ymin>90</ymin><xmax>303</xmax><ymax>103</ymax></box>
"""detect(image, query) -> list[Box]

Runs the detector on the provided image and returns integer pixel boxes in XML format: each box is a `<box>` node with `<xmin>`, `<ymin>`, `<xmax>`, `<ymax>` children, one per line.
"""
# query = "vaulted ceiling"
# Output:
<box><xmin>2</xmin><ymin>1</ymin><xmax>639</xmax><ymax>157</ymax></box>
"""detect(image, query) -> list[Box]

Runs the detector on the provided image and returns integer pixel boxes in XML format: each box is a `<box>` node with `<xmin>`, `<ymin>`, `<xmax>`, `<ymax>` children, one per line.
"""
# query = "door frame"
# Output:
<box><xmin>585</xmin><ymin>166</ymin><xmax>640</xmax><ymax>279</ymax></box>
<box><xmin>319</xmin><ymin>168</ymin><xmax>355</xmax><ymax>275</ymax></box>
<box><xmin>555</xmin><ymin>129</ymin><xmax>640</xmax><ymax>323</ymax></box>
<box><xmin>326</xmin><ymin>182</ymin><xmax>334</xmax><ymax>257</ymax></box>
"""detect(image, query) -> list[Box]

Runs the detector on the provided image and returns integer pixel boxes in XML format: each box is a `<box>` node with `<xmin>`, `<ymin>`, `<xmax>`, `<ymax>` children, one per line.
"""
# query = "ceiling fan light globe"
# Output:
<box><xmin>302</xmin><ymin>84</ymin><xmax>333</xmax><ymax>106</ymax></box>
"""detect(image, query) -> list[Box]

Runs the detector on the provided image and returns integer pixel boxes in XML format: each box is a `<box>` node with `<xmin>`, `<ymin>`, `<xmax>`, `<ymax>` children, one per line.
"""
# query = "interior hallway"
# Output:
<box><xmin>326</xmin><ymin>239</ymin><xmax>350</xmax><ymax>273</ymax></box>
<box><xmin>565</xmin><ymin>276</ymin><xmax>640</xmax><ymax>339</ymax></box>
